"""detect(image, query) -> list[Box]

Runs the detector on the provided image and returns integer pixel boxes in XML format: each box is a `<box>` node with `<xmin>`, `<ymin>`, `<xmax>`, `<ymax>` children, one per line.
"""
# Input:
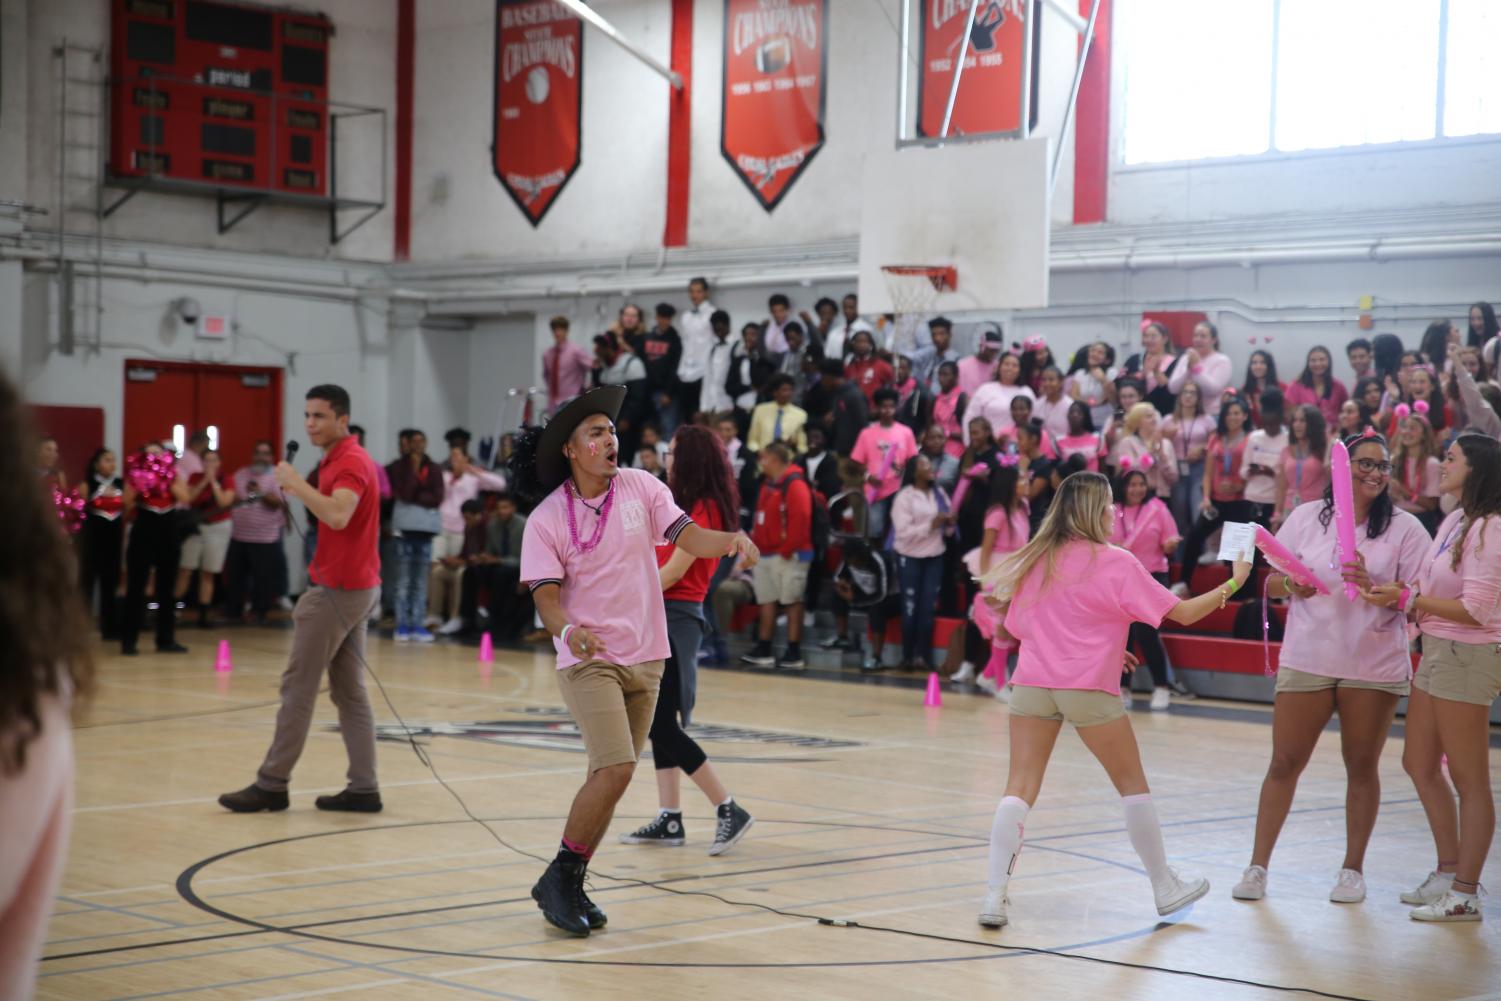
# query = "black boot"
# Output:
<box><xmin>531</xmin><ymin>858</ymin><xmax>590</xmax><ymax>936</ymax></box>
<box><xmin>315</xmin><ymin>788</ymin><xmax>383</xmax><ymax>813</ymax></box>
<box><xmin>580</xmin><ymin>877</ymin><xmax>608</xmax><ymax>929</ymax></box>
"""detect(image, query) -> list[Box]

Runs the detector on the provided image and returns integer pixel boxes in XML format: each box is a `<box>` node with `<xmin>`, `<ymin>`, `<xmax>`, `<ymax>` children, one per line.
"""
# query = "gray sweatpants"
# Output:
<box><xmin>256</xmin><ymin>585</ymin><xmax>380</xmax><ymax>794</ymax></box>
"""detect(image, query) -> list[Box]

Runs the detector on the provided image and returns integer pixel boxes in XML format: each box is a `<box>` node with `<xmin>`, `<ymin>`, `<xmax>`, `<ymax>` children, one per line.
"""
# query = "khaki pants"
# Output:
<box><xmin>427</xmin><ymin>562</ymin><xmax>464</xmax><ymax>622</ymax></box>
<box><xmin>256</xmin><ymin>586</ymin><xmax>380</xmax><ymax>794</ymax></box>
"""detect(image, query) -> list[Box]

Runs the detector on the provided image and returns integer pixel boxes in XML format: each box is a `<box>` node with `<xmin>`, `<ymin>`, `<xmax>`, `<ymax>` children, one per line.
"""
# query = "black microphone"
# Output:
<box><xmin>285</xmin><ymin>440</ymin><xmax>299</xmax><ymax>463</ymax></box>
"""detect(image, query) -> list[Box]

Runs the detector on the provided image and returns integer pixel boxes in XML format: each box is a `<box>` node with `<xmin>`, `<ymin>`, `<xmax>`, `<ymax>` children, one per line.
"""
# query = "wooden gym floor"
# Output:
<box><xmin>37</xmin><ymin>628</ymin><xmax>1501</xmax><ymax>1000</ymax></box>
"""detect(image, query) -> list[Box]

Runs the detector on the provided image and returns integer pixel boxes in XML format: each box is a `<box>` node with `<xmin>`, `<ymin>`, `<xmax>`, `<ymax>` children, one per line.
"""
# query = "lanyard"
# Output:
<box><xmin>1220</xmin><ymin>435</ymin><xmax>1238</xmax><ymax>477</ymax></box>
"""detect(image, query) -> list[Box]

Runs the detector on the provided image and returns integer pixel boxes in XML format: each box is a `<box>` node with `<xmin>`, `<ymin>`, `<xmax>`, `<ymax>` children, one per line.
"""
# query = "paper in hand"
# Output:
<box><xmin>1217</xmin><ymin>522</ymin><xmax>1257</xmax><ymax>563</ymax></box>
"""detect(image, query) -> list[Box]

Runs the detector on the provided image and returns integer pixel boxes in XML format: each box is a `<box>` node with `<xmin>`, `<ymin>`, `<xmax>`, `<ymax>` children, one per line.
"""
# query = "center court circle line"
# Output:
<box><xmin>175</xmin><ymin>816</ymin><xmax>1178</xmax><ymax>969</ymax></box>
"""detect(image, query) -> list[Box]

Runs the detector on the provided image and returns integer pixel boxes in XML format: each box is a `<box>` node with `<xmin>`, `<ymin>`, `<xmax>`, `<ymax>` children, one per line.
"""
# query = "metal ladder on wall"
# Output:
<box><xmin>52</xmin><ymin>40</ymin><xmax>107</xmax><ymax>356</ymax></box>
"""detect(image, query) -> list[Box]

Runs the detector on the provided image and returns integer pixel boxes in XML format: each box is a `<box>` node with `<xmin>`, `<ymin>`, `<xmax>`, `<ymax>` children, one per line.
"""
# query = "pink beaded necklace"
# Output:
<box><xmin>565</xmin><ymin>477</ymin><xmax>615</xmax><ymax>554</ymax></box>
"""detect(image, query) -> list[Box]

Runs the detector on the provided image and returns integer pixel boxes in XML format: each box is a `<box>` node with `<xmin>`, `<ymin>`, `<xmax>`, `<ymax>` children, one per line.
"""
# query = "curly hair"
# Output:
<box><xmin>507</xmin><ymin>424</ymin><xmax>547</xmax><ymax>504</ymax></box>
<box><xmin>668</xmin><ymin>424</ymin><xmax>738</xmax><ymax>529</ymax></box>
<box><xmin>1318</xmin><ymin>431</ymin><xmax>1394</xmax><ymax>541</ymax></box>
<box><xmin>0</xmin><ymin>369</ymin><xmax>94</xmax><ymax>773</ymax></box>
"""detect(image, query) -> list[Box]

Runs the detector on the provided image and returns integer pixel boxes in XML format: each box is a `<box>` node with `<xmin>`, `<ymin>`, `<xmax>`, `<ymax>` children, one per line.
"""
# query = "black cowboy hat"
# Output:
<box><xmin>534</xmin><ymin>385</ymin><xmax>626</xmax><ymax>492</ymax></box>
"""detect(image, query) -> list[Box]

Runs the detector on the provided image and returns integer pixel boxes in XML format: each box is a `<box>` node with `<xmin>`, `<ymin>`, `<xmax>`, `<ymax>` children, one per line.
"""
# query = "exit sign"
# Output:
<box><xmin>197</xmin><ymin>315</ymin><xmax>230</xmax><ymax>340</ymax></box>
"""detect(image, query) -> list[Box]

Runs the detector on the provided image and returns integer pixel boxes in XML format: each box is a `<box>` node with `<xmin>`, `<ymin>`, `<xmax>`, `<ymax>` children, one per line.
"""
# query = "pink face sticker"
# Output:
<box><xmin>588</xmin><ymin>441</ymin><xmax>599</xmax><ymax>456</ymax></box>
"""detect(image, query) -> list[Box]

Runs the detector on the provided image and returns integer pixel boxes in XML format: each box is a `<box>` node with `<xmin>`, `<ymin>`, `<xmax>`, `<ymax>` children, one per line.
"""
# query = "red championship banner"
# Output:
<box><xmin>721</xmin><ymin>0</ymin><xmax>828</xmax><ymax>212</ymax></box>
<box><xmin>918</xmin><ymin>0</ymin><xmax>1030</xmax><ymax>138</ymax></box>
<box><xmin>493</xmin><ymin>0</ymin><xmax>583</xmax><ymax>226</ymax></box>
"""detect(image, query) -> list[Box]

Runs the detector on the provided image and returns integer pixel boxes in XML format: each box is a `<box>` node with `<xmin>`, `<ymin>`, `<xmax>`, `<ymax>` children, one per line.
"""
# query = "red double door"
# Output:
<box><xmin>123</xmin><ymin>360</ymin><xmax>283</xmax><ymax>473</ymax></box>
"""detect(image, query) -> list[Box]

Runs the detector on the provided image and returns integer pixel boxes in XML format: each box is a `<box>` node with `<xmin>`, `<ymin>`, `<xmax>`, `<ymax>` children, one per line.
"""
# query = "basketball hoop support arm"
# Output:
<box><xmin>1049</xmin><ymin>0</ymin><xmax>1102</xmax><ymax>191</ymax></box>
<box><xmin>550</xmin><ymin>0</ymin><xmax>683</xmax><ymax>90</ymax></box>
<box><xmin>938</xmin><ymin>0</ymin><xmax>984</xmax><ymax>139</ymax></box>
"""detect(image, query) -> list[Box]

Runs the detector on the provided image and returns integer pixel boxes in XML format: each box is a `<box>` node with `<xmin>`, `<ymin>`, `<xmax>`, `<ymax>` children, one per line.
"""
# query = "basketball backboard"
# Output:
<box><xmin>857</xmin><ymin>135</ymin><xmax>1051</xmax><ymax>315</ymax></box>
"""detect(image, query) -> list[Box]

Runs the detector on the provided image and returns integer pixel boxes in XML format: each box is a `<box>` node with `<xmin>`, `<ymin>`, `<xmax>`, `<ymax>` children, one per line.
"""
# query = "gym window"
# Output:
<box><xmin>1119</xmin><ymin>0</ymin><xmax>1501</xmax><ymax>165</ymax></box>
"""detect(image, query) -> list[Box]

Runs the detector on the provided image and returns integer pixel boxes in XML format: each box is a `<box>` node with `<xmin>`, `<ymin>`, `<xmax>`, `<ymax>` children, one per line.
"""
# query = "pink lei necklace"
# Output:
<box><xmin>565</xmin><ymin>478</ymin><xmax>616</xmax><ymax>554</ymax></box>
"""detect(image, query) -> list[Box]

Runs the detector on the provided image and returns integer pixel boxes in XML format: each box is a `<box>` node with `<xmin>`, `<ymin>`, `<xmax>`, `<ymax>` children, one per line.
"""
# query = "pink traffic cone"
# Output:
<box><xmin>924</xmin><ymin>671</ymin><xmax>942</xmax><ymax>708</ymax></box>
<box><xmin>478</xmin><ymin>631</ymin><xmax>495</xmax><ymax>663</ymax></box>
<box><xmin>214</xmin><ymin>639</ymin><xmax>233</xmax><ymax>674</ymax></box>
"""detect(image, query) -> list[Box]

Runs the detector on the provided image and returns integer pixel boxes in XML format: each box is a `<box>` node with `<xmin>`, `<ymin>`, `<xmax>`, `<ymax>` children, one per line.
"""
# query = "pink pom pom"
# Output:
<box><xmin>1394</xmin><ymin>403</ymin><xmax>1411</xmax><ymax>420</ymax></box>
<box><xmin>1140</xmin><ymin>319</ymin><xmax>1154</xmax><ymax>333</ymax></box>
<box><xmin>1361</xmin><ymin>426</ymin><xmax>1378</xmax><ymax>439</ymax></box>
<box><xmin>1414</xmin><ymin>399</ymin><xmax>1430</xmax><ymax>415</ymax></box>
<box><xmin>1264</xmin><ymin>335</ymin><xmax>1275</xmax><ymax>344</ymax></box>
<box><xmin>1138</xmin><ymin>454</ymin><xmax>1155</xmax><ymax>470</ymax></box>
<box><xmin>1119</xmin><ymin>456</ymin><xmax>1134</xmax><ymax>471</ymax></box>
<box><xmin>1247</xmin><ymin>335</ymin><xmax>1258</xmax><ymax>344</ymax></box>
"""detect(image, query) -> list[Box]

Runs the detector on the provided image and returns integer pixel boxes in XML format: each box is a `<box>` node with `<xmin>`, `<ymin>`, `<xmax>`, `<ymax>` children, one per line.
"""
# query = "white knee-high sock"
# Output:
<box><xmin>988</xmin><ymin>796</ymin><xmax>1030</xmax><ymax>893</ymax></box>
<box><xmin>1122</xmin><ymin>793</ymin><xmax>1171</xmax><ymax>887</ymax></box>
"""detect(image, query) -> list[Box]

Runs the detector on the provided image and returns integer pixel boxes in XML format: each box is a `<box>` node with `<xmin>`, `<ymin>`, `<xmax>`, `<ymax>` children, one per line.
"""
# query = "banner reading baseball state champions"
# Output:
<box><xmin>721</xmin><ymin>0</ymin><xmax>827</xmax><ymax>212</ymax></box>
<box><xmin>493</xmin><ymin>0</ymin><xmax>583</xmax><ymax>226</ymax></box>
<box><xmin>918</xmin><ymin>0</ymin><xmax>1029</xmax><ymax>138</ymax></box>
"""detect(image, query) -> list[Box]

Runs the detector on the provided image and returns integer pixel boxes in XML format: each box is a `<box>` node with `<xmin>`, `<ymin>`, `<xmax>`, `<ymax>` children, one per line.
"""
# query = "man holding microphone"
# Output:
<box><xmin>218</xmin><ymin>384</ymin><xmax>385</xmax><ymax>814</ymax></box>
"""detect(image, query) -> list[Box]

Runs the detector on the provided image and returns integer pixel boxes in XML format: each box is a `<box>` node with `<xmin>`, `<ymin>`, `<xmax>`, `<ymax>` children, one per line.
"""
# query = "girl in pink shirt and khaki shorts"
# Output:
<box><xmin>973</xmin><ymin>470</ymin><xmax>1252</xmax><ymax>931</ymax></box>
<box><xmin>1363</xmin><ymin>433</ymin><xmax>1501</xmax><ymax>923</ymax></box>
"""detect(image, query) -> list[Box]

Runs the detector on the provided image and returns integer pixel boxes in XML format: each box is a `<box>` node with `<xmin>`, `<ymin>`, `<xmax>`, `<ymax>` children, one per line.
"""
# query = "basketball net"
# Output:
<box><xmin>879</xmin><ymin>265</ymin><xmax>956</xmax><ymax>358</ymax></box>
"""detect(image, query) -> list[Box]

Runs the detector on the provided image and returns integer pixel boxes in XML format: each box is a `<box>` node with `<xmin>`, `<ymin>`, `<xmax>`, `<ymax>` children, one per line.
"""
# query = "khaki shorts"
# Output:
<box><xmin>752</xmin><ymin>555</ymin><xmax>811</xmax><ymax>606</ymax></box>
<box><xmin>555</xmin><ymin>659</ymin><xmax>665</xmax><ymax>772</ymax></box>
<box><xmin>1275</xmin><ymin>666</ymin><xmax>1410</xmax><ymax>697</ymax></box>
<box><xmin>180</xmin><ymin>519</ymin><xmax>233</xmax><ymax>574</ymax></box>
<box><xmin>1414</xmin><ymin>639</ymin><xmax>1501</xmax><ymax>707</ymax></box>
<box><xmin>1008</xmin><ymin>685</ymin><xmax>1125</xmax><ymax>729</ymax></box>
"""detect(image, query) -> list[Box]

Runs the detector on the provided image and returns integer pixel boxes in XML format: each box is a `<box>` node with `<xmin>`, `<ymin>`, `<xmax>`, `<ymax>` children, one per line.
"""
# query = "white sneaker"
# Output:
<box><xmin>1329</xmin><ymin>868</ymin><xmax>1366</xmax><ymax>903</ymax></box>
<box><xmin>951</xmin><ymin>662</ymin><xmax>976</xmax><ymax>685</ymax></box>
<box><xmin>1232</xmin><ymin>864</ymin><xmax>1267</xmax><ymax>900</ymax></box>
<box><xmin>977</xmin><ymin>890</ymin><xmax>1009</xmax><ymax>928</ymax></box>
<box><xmin>1121</xmin><ymin>689</ymin><xmax>1133</xmax><ymax>711</ymax></box>
<box><xmin>1170</xmin><ymin>582</ymin><xmax>1190</xmax><ymax>598</ymax></box>
<box><xmin>1149</xmin><ymin>687</ymin><xmax>1171</xmax><ymax>711</ymax></box>
<box><xmin>437</xmin><ymin>617</ymin><xmax>465</xmax><ymax>636</ymax></box>
<box><xmin>976</xmin><ymin>674</ymin><xmax>998</xmax><ymax>695</ymax></box>
<box><xmin>1400</xmin><ymin>870</ymin><xmax>1455</xmax><ymax>906</ymax></box>
<box><xmin>1410</xmin><ymin>889</ymin><xmax>1482</xmax><ymax>922</ymax></box>
<box><xmin>994</xmin><ymin>683</ymin><xmax>1012</xmax><ymax>703</ymax></box>
<box><xmin>1154</xmin><ymin>867</ymin><xmax>1210</xmax><ymax>915</ymax></box>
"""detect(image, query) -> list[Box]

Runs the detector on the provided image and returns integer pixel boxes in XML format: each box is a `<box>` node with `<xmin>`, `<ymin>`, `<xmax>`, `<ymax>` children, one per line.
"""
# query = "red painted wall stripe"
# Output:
<box><xmin>1072</xmin><ymin>0</ymin><xmax>1111</xmax><ymax>225</ymax></box>
<box><xmin>393</xmin><ymin>0</ymin><xmax>415</xmax><ymax>260</ymax></box>
<box><xmin>662</xmin><ymin>0</ymin><xmax>693</xmax><ymax>247</ymax></box>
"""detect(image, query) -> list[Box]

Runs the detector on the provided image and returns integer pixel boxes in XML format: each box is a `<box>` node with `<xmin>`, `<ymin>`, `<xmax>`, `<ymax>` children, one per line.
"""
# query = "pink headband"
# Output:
<box><xmin>1139</xmin><ymin>319</ymin><xmax>1154</xmax><ymax>333</ymax></box>
<box><xmin>1393</xmin><ymin>400</ymin><xmax>1430</xmax><ymax>423</ymax></box>
<box><xmin>1022</xmin><ymin>335</ymin><xmax>1047</xmax><ymax>351</ymax></box>
<box><xmin>998</xmin><ymin>454</ymin><xmax>1020</xmax><ymax>468</ymax></box>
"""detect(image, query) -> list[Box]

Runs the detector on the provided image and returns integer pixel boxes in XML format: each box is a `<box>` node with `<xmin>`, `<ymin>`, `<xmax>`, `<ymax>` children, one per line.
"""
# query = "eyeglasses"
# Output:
<box><xmin>1353</xmin><ymin>458</ymin><xmax>1393</xmax><ymax>475</ymax></box>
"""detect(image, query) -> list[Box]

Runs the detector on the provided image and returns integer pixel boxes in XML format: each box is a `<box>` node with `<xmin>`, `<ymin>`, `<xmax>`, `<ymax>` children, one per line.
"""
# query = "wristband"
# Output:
<box><xmin>560</xmin><ymin>624</ymin><xmax>576</xmax><ymax>648</ymax></box>
<box><xmin>1396</xmin><ymin>588</ymin><xmax>1412</xmax><ymax>612</ymax></box>
<box><xmin>1224</xmin><ymin>577</ymin><xmax>1241</xmax><ymax>597</ymax></box>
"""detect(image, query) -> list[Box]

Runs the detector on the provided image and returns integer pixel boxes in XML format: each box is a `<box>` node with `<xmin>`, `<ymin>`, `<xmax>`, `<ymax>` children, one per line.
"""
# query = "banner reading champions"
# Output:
<box><xmin>918</xmin><ymin>0</ymin><xmax>1030</xmax><ymax>138</ymax></box>
<box><xmin>493</xmin><ymin>0</ymin><xmax>583</xmax><ymax>225</ymax></box>
<box><xmin>721</xmin><ymin>0</ymin><xmax>828</xmax><ymax>212</ymax></box>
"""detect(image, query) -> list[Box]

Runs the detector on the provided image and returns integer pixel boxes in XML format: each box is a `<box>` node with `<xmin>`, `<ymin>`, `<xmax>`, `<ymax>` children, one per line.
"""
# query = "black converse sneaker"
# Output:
<box><xmin>619</xmin><ymin>811</ymin><xmax>687</xmax><ymax>846</ymax></box>
<box><xmin>776</xmin><ymin>644</ymin><xmax>805</xmax><ymax>670</ymax></box>
<box><xmin>708</xmin><ymin>800</ymin><xmax>754</xmax><ymax>856</ymax></box>
<box><xmin>740</xmin><ymin>642</ymin><xmax>775</xmax><ymax>667</ymax></box>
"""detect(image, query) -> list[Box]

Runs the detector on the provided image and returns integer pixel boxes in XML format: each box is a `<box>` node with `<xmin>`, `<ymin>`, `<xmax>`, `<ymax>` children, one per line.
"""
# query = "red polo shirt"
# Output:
<box><xmin>309</xmin><ymin>434</ymin><xmax>380</xmax><ymax>590</ymax></box>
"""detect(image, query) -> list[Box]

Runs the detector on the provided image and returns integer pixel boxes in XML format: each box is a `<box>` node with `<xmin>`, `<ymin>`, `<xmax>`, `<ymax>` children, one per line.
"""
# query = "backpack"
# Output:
<box><xmin>777</xmin><ymin>472</ymin><xmax>831</xmax><ymax>559</ymax></box>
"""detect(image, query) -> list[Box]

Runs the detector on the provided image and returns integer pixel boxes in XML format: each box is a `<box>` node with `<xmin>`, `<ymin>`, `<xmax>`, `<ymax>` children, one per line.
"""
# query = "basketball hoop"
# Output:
<box><xmin>880</xmin><ymin>265</ymin><xmax>957</xmax><ymax>357</ymax></box>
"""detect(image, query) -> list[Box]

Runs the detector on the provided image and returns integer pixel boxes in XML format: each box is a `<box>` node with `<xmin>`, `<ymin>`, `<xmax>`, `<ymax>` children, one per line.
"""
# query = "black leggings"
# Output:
<box><xmin>122</xmin><ymin>509</ymin><xmax>181</xmax><ymax>651</ymax></box>
<box><xmin>1177</xmin><ymin>499</ymin><xmax>1261</xmax><ymax>585</ymax></box>
<box><xmin>1126</xmin><ymin>571</ymin><xmax>1172</xmax><ymax>688</ymax></box>
<box><xmin>650</xmin><ymin>652</ymin><xmax>707</xmax><ymax>773</ymax></box>
<box><xmin>80</xmin><ymin>516</ymin><xmax>122</xmax><ymax>636</ymax></box>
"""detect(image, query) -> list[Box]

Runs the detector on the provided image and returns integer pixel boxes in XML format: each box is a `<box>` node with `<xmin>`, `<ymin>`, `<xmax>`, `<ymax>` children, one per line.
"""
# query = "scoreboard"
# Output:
<box><xmin>110</xmin><ymin>0</ymin><xmax>332</xmax><ymax>197</ymax></box>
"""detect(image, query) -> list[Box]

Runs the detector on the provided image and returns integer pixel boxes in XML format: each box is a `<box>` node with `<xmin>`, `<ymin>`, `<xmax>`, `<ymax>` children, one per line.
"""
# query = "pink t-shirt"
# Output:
<box><xmin>1056</xmin><ymin>433</ymin><xmax>1104</xmax><ymax>472</ymax></box>
<box><xmin>1394</xmin><ymin>455</ymin><xmax>1442</xmax><ymax>514</ymax></box>
<box><xmin>1416</xmin><ymin>509</ymin><xmax>1501</xmax><ymax>644</ymax></box>
<box><xmin>1273</xmin><ymin>502</ymin><xmax>1432</xmax><ymax>683</ymax></box>
<box><xmin>984</xmin><ymin>505</ymin><xmax>1030</xmax><ymax>558</ymax></box>
<box><xmin>1277</xmin><ymin>445</ymin><xmax>1328</xmax><ymax>512</ymax></box>
<box><xmin>851</xmin><ymin>423</ymin><xmax>918</xmax><ymax>502</ymax></box>
<box><xmin>962</xmin><ymin>383</ymin><xmax>1036</xmax><ymax>442</ymax></box>
<box><xmin>1109</xmin><ymin>498</ymin><xmax>1178</xmax><ymax>574</ymax></box>
<box><xmin>521</xmin><ymin>468</ymin><xmax>692</xmax><ymax>670</ymax></box>
<box><xmin>1004</xmin><ymin>541</ymin><xmax>1180</xmax><ymax>693</ymax></box>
